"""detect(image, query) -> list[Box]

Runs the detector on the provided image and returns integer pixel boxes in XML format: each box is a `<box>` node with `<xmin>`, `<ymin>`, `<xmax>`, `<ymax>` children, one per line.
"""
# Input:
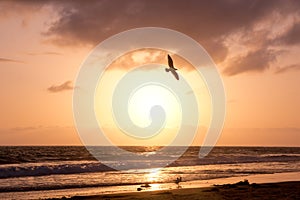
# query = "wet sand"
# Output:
<box><xmin>52</xmin><ymin>181</ymin><xmax>300</xmax><ymax>200</ymax></box>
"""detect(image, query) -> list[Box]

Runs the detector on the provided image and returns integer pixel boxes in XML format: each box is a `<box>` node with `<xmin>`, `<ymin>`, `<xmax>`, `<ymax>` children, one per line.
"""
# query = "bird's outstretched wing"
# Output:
<box><xmin>171</xmin><ymin>70</ymin><xmax>179</xmax><ymax>80</ymax></box>
<box><xmin>168</xmin><ymin>55</ymin><xmax>174</xmax><ymax>68</ymax></box>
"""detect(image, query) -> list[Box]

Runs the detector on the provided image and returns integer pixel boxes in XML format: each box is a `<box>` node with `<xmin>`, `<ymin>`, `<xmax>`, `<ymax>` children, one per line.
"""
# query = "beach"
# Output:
<box><xmin>52</xmin><ymin>180</ymin><xmax>300</xmax><ymax>200</ymax></box>
<box><xmin>47</xmin><ymin>172</ymin><xmax>300</xmax><ymax>199</ymax></box>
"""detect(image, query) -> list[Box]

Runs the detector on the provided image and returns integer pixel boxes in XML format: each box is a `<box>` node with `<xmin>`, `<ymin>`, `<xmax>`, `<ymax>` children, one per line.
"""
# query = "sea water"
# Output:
<box><xmin>0</xmin><ymin>146</ymin><xmax>299</xmax><ymax>199</ymax></box>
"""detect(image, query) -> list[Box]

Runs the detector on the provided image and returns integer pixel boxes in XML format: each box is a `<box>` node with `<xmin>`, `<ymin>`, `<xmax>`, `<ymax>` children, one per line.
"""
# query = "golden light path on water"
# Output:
<box><xmin>145</xmin><ymin>168</ymin><xmax>163</xmax><ymax>190</ymax></box>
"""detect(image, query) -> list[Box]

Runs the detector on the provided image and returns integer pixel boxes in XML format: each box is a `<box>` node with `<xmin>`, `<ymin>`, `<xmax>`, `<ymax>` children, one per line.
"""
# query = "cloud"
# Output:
<box><xmin>277</xmin><ymin>22</ymin><xmax>300</xmax><ymax>45</ymax></box>
<box><xmin>52</xmin><ymin>1</ymin><xmax>278</xmax><ymax>65</ymax></box>
<box><xmin>42</xmin><ymin>1</ymin><xmax>283</xmax><ymax>43</ymax></box>
<box><xmin>107</xmin><ymin>49</ymin><xmax>198</xmax><ymax>72</ymax></box>
<box><xmin>10</xmin><ymin>126</ymin><xmax>40</xmax><ymax>132</ymax></box>
<box><xmin>220</xmin><ymin>12</ymin><xmax>300</xmax><ymax>75</ymax></box>
<box><xmin>0</xmin><ymin>0</ymin><xmax>45</xmax><ymax>19</ymax></box>
<box><xmin>108</xmin><ymin>49</ymin><xmax>168</xmax><ymax>70</ymax></box>
<box><xmin>3</xmin><ymin>0</ymin><xmax>300</xmax><ymax>75</ymax></box>
<box><xmin>25</xmin><ymin>51</ymin><xmax>62</xmax><ymax>56</ymax></box>
<box><xmin>38</xmin><ymin>0</ymin><xmax>286</xmax><ymax>65</ymax></box>
<box><xmin>275</xmin><ymin>64</ymin><xmax>300</xmax><ymax>74</ymax></box>
<box><xmin>201</xmin><ymin>39</ymin><xmax>229</xmax><ymax>64</ymax></box>
<box><xmin>0</xmin><ymin>57</ymin><xmax>24</xmax><ymax>63</ymax></box>
<box><xmin>223</xmin><ymin>49</ymin><xmax>277</xmax><ymax>76</ymax></box>
<box><xmin>8</xmin><ymin>125</ymin><xmax>74</xmax><ymax>132</ymax></box>
<box><xmin>47</xmin><ymin>81</ymin><xmax>74</xmax><ymax>93</ymax></box>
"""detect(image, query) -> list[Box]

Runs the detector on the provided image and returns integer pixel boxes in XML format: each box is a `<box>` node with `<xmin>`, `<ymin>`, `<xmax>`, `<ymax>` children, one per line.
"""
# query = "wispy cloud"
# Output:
<box><xmin>0</xmin><ymin>57</ymin><xmax>24</xmax><ymax>63</ymax></box>
<box><xmin>275</xmin><ymin>64</ymin><xmax>300</xmax><ymax>74</ymax></box>
<box><xmin>47</xmin><ymin>81</ymin><xmax>74</xmax><ymax>93</ymax></box>
<box><xmin>223</xmin><ymin>49</ymin><xmax>277</xmax><ymax>76</ymax></box>
<box><xmin>10</xmin><ymin>126</ymin><xmax>40</xmax><ymax>132</ymax></box>
<box><xmin>109</xmin><ymin>49</ymin><xmax>167</xmax><ymax>70</ymax></box>
<box><xmin>25</xmin><ymin>51</ymin><xmax>62</xmax><ymax>56</ymax></box>
<box><xmin>5</xmin><ymin>125</ymin><xmax>73</xmax><ymax>133</ymax></box>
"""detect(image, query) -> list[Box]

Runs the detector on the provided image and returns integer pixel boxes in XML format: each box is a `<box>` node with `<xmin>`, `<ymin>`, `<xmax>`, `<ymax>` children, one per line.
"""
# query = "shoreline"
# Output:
<box><xmin>1</xmin><ymin>171</ymin><xmax>297</xmax><ymax>200</ymax></box>
<box><xmin>51</xmin><ymin>180</ymin><xmax>300</xmax><ymax>200</ymax></box>
<box><xmin>54</xmin><ymin>171</ymin><xmax>300</xmax><ymax>199</ymax></box>
<box><xmin>0</xmin><ymin>172</ymin><xmax>299</xmax><ymax>199</ymax></box>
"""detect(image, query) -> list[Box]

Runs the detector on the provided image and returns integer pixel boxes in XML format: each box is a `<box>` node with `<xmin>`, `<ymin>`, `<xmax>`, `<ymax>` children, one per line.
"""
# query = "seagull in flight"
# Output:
<box><xmin>165</xmin><ymin>54</ymin><xmax>179</xmax><ymax>80</ymax></box>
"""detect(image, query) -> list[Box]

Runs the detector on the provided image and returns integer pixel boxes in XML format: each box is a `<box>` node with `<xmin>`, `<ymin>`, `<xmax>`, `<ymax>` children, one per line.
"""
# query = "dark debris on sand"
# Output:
<box><xmin>213</xmin><ymin>180</ymin><xmax>300</xmax><ymax>200</ymax></box>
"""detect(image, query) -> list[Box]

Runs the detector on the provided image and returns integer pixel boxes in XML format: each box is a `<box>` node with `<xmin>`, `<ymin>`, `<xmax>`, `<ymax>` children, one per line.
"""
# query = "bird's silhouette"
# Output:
<box><xmin>165</xmin><ymin>54</ymin><xmax>179</xmax><ymax>80</ymax></box>
<box><xmin>175</xmin><ymin>176</ymin><xmax>182</xmax><ymax>184</ymax></box>
<box><xmin>174</xmin><ymin>176</ymin><xmax>182</xmax><ymax>188</ymax></box>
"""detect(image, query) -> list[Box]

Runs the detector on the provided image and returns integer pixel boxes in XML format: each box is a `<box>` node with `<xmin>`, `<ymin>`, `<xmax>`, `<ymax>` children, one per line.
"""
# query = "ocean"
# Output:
<box><xmin>0</xmin><ymin>146</ymin><xmax>299</xmax><ymax>199</ymax></box>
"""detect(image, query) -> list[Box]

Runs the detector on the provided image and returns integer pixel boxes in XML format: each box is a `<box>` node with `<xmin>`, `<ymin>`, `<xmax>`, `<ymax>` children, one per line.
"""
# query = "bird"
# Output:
<box><xmin>175</xmin><ymin>176</ymin><xmax>182</xmax><ymax>184</ymax></box>
<box><xmin>165</xmin><ymin>54</ymin><xmax>179</xmax><ymax>80</ymax></box>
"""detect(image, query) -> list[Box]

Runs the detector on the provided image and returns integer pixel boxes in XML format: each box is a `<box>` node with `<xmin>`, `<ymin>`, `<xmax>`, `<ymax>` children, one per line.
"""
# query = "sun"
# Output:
<box><xmin>128</xmin><ymin>84</ymin><xmax>181</xmax><ymax>128</ymax></box>
<box><xmin>93</xmin><ymin>49</ymin><xmax>212</xmax><ymax>146</ymax></box>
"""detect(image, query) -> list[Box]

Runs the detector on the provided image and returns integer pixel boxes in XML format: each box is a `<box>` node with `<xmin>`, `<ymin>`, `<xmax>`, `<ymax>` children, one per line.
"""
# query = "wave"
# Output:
<box><xmin>1</xmin><ymin>161</ymin><xmax>300</xmax><ymax>193</ymax></box>
<box><xmin>0</xmin><ymin>154</ymin><xmax>299</xmax><ymax>179</ymax></box>
<box><xmin>171</xmin><ymin>154</ymin><xmax>300</xmax><ymax>167</ymax></box>
<box><xmin>0</xmin><ymin>161</ymin><xmax>114</xmax><ymax>179</ymax></box>
<box><xmin>0</xmin><ymin>181</ymin><xmax>140</xmax><ymax>193</ymax></box>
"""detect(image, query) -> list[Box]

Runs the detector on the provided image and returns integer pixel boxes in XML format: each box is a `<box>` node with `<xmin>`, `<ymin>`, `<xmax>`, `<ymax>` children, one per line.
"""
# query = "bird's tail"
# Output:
<box><xmin>165</xmin><ymin>68</ymin><xmax>170</xmax><ymax>72</ymax></box>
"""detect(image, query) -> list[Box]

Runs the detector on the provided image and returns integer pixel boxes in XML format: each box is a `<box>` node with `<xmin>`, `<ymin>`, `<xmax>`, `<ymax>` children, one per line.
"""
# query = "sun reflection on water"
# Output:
<box><xmin>146</xmin><ymin>168</ymin><xmax>161</xmax><ymax>183</ymax></box>
<box><xmin>143</xmin><ymin>168</ymin><xmax>165</xmax><ymax>191</ymax></box>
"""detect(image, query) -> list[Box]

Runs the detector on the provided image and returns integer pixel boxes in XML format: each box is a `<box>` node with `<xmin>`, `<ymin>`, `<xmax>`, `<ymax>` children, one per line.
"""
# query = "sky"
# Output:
<box><xmin>0</xmin><ymin>0</ymin><xmax>299</xmax><ymax>146</ymax></box>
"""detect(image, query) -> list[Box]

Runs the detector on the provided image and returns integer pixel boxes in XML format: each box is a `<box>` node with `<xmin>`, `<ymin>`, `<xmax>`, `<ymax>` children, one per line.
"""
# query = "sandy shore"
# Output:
<box><xmin>51</xmin><ymin>180</ymin><xmax>300</xmax><ymax>200</ymax></box>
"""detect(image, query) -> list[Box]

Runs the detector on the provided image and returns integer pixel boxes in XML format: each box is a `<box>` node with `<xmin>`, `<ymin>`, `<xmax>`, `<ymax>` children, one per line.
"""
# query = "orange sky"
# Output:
<box><xmin>0</xmin><ymin>0</ymin><xmax>299</xmax><ymax>146</ymax></box>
